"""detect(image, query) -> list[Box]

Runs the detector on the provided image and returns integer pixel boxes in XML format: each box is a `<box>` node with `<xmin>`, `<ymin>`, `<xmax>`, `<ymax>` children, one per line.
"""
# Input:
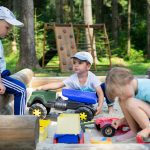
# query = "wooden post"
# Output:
<box><xmin>0</xmin><ymin>68</ymin><xmax>34</xmax><ymax>114</ymax></box>
<box><xmin>0</xmin><ymin>115</ymin><xmax>39</xmax><ymax>150</ymax></box>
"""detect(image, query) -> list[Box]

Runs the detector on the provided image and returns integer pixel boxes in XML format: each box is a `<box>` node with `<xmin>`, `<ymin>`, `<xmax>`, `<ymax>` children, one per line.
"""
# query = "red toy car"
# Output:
<box><xmin>95</xmin><ymin>117</ymin><xmax>130</xmax><ymax>137</ymax></box>
<box><xmin>136</xmin><ymin>135</ymin><xmax>150</xmax><ymax>144</ymax></box>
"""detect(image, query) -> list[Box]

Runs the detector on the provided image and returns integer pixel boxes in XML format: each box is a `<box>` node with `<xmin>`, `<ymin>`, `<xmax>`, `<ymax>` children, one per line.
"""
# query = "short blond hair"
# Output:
<box><xmin>105</xmin><ymin>67</ymin><xmax>134</xmax><ymax>100</ymax></box>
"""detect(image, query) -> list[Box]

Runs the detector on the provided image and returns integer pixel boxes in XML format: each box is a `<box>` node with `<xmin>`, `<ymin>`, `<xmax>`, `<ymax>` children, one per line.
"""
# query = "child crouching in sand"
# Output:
<box><xmin>105</xmin><ymin>67</ymin><xmax>150</xmax><ymax>141</ymax></box>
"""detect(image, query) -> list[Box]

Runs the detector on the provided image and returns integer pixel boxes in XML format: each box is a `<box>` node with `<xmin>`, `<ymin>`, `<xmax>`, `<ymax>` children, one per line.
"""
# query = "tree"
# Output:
<box><xmin>127</xmin><ymin>0</ymin><xmax>131</xmax><ymax>56</ymax></box>
<box><xmin>55</xmin><ymin>0</ymin><xmax>64</xmax><ymax>23</ymax></box>
<box><xmin>18</xmin><ymin>0</ymin><xmax>40</xmax><ymax>69</ymax></box>
<box><xmin>112</xmin><ymin>0</ymin><xmax>119</xmax><ymax>47</ymax></box>
<box><xmin>83</xmin><ymin>0</ymin><xmax>97</xmax><ymax>66</ymax></box>
<box><xmin>147</xmin><ymin>0</ymin><xmax>150</xmax><ymax>58</ymax></box>
<box><xmin>95</xmin><ymin>0</ymin><xmax>104</xmax><ymax>23</ymax></box>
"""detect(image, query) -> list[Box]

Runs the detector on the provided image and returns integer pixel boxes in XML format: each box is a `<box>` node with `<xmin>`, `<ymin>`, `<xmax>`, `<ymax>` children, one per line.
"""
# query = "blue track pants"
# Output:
<box><xmin>1</xmin><ymin>70</ymin><xmax>26</xmax><ymax>115</ymax></box>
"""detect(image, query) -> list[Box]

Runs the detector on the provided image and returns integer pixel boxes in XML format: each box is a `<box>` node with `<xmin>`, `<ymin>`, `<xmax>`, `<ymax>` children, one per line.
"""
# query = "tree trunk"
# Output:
<box><xmin>55</xmin><ymin>0</ymin><xmax>64</xmax><ymax>23</ymax></box>
<box><xmin>83</xmin><ymin>0</ymin><xmax>98</xmax><ymax>65</ymax></box>
<box><xmin>18</xmin><ymin>0</ymin><xmax>40</xmax><ymax>69</ymax></box>
<box><xmin>147</xmin><ymin>0</ymin><xmax>150</xmax><ymax>58</ymax></box>
<box><xmin>95</xmin><ymin>0</ymin><xmax>103</xmax><ymax>23</ymax></box>
<box><xmin>127</xmin><ymin>0</ymin><xmax>131</xmax><ymax>56</ymax></box>
<box><xmin>69</xmin><ymin>0</ymin><xmax>74</xmax><ymax>22</ymax></box>
<box><xmin>112</xmin><ymin>0</ymin><xmax>119</xmax><ymax>47</ymax></box>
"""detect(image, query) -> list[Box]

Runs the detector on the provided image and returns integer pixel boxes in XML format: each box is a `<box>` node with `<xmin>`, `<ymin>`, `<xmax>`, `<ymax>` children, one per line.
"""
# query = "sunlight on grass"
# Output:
<box><xmin>5</xmin><ymin>54</ymin><xmax>150</xmax><ymax>76</ymax></box>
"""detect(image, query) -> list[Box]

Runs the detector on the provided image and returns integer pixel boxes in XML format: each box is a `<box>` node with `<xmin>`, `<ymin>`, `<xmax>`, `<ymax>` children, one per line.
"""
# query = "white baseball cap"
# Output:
<box><xmin>72</xmin><ymin>51</ymin><xmax>93</xmax><ymax>65</ymax></box>
<box><xmin>0</xmin><ymin>6</ymin><xmax>24</xmax><ymax>27</ymax></box>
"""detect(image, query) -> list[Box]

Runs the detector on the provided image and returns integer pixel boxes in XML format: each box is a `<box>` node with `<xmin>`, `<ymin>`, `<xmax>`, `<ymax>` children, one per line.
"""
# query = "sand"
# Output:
<box><xmin>35</xmin><ymin>100</ymin><xmax>149</xmax><ymax>150</ymax></box>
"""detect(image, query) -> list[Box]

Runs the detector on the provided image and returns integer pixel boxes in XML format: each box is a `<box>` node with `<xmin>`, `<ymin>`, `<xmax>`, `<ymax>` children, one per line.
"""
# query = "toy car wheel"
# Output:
<box><xmin>101</xmin><ymin>124</ymin><xmax>116</xmax><ymax>137</ymax></box>
<box><xmin>95</xmin><ymin>124</ymin><xmax>101</xmax><ymax>130</ymax></box>
<box><xmin>46</xmin><ymin>108</ymin><xmax>51</xmax><ymax>115</ymax></box>
<box><xmin>75</xmin><ymin>107</ymin><xmax>94</xmax><ymax>122</ymax></box>
<box><xmin>29</xmin><ymin>103</ymin><xmax>47</xmax><ymax>119</ymax></box>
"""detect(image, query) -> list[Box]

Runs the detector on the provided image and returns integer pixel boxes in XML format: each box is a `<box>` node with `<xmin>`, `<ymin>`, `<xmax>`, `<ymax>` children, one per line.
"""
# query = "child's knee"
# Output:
<box><xmin>19</xmin><ymin>82</ymin><xmax>26</xmax><ymax>91</ymax></box>
<box><xmin>125</xmin><ymin>98</ymin><xmax>137</xmax><ymax>110</ymax></box>
<box><xmin>21</xmin><ymin>83</ymin><xmax>26</xmax><ymax>90</ymax></box>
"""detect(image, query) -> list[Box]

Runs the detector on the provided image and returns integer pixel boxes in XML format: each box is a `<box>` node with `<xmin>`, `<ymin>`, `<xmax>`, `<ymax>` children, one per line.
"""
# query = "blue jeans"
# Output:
<box><xmin>1</xmin><ymin>70</ymin><xmax>26</xmax><ymax>115</ymax></box>
<box><xmin>100</xmin><ymin>82</ymin><xmax>114</xmax><ymax>107</ymax></box>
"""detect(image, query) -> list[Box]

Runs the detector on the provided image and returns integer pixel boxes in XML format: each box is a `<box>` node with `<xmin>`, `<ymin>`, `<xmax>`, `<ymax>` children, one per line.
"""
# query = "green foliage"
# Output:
<box><xmin>5</xmin><ymin>52</ymin><xmax>19</xmax><ymax>73</ymax></box>
<box><xmin>111</xmin><ymin>31</ymin><xmax>127</xmax><ymax>57</ymax></box>
<box><xmin>119</xmin><ymin>0</ymin><xmax>128</xmax><ymax>8</ymax></box>
<box><xmin>126</xmin><ymin>48</ymin><xmax>144</xmax><ymax>63</ymax></box>
<box><xmin>128</xmin><ymin>61</ymin><xmax>150</xmax><ymax>75</ymax></box>
<box><xmin>1</xmin><ymin>0</ymin><xmax>150</xmax><ymax>76</ymax></box>
<box><xmin>131</xmin><ymin>20</ymin><xmax>147</xmax><ymax>53</ymax></box>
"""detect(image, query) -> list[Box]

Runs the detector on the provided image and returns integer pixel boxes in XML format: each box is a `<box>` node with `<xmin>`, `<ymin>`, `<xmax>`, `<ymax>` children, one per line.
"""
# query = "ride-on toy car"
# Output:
<box><xmin>27</xmin><ymin>89</ymin><xmax>98</xmax><ymax>121</ymax></box>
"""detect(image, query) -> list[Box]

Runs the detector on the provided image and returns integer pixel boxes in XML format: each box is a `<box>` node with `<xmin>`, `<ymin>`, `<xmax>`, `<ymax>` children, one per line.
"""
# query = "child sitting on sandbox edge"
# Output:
<box><xmin>36</xmin><ymin>51</ymin><xmax>116</xmax><ymax>115</ymax></box>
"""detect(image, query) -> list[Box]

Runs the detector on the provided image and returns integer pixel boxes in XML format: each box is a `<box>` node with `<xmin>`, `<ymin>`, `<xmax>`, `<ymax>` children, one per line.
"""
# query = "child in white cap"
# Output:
<box><xmin>0</xmin><ymin>6</ymin><xmax>26</xmax><ymax>115</ymax></box>
<box><xmin>37</xmin><ymin>51</ymin><xmax>105</xmax><ymax>115</ymax></box>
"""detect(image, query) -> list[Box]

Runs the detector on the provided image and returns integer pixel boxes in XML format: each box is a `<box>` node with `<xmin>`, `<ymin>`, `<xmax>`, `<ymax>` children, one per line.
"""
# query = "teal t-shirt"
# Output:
<box><xmin>135</xmin><ymin>79</ymin><xmax>150</xmax><ymax>103</ymax></box>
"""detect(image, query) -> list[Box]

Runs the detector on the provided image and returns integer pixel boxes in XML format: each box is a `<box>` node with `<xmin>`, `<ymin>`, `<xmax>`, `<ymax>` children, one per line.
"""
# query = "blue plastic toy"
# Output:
<box><xmin>62</xmin><ymin>89</ymin><xmax>97</xmax><ymax>104</ymax></box>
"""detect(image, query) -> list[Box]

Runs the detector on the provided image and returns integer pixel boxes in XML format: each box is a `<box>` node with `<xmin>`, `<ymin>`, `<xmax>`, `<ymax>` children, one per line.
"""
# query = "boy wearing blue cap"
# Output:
<box><xmin>0</xmin><ymin>6</ymin><xmax>26</xmax><ymax>115</ymax></box>
<box><xmin>37</xmin><ymin>51</ymin><xmax>114</xmax><ymax>114</ymax></box>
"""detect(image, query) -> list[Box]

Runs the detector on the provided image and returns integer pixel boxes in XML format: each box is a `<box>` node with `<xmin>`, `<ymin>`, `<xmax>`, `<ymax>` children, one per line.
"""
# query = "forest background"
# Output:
<box><xmin>0</xmin><ymin>0</ymin><xmax>150</xmax><ymax>76</ymax></box>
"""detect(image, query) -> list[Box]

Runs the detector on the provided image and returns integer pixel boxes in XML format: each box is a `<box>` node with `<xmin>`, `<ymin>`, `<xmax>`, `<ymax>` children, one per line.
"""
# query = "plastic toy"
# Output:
<box><xmin>136</xmin><ymin>135</ymin><xmax>150</xmax><ymax>144</ymax></box>
<box><xmin>90</xmin><ymin>137</ymin><xmax>112</xmax><ymax>144</ymax></box>
<box><xmin>28</xmin><ymin>89</ymin><xmax>97</xmax><ymax>121</ymax></box>
<box><xmin>95</xmin><ymin>117</ymin><xmax>130</xmax><ymax>137</ymax></box>
<box><xmin>53</xmin><ymin>131</ymin><xmax>84</xmax><ymax>144</ymax></box>
<box><xmin>53</xmin><ymin>114</ymin><xmax>84</xmax><ymax>144</ymax></box>
<box><xmin>80</xmin><ymin>120</ymin><xmax>95</xmax><ymax>132</ymax></box>
<box><xmin>39</xmin><ymin>119</ymin><xmax>51</xmax><ymax>142</ymax></box>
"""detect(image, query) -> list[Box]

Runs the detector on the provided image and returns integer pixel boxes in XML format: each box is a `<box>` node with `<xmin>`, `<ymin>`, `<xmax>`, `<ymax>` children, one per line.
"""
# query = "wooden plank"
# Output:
<box><xmin>36</xmin><ymin>143</ymin><xmax>149</xmax><ymax>150</ymax></box>
<box><xmin>46</xmin><ymin>23</ymin><xmax>105</xmax><ymax>29</ymax></box>
<box><xmin>0</xmin><ymin>115</ymin><xmax>39</xmax><ymax>150</ymax></box>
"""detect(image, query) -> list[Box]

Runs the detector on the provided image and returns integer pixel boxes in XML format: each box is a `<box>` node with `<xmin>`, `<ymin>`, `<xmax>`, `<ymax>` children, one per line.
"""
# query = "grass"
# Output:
<box><xmin>6</xmin><ymin>53</ymin><xmax>150</xmax><ymax>77</ymax></box>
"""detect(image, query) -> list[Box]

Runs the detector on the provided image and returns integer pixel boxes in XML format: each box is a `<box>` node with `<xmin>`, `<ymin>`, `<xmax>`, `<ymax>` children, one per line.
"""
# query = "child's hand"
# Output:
<box><xmin>95</xmin><ymin>106</ymin><xmax>102</xmax><ymax>115</ymax></box>
<box><xmin>36</xmin><ymin>86</ymin><xmax>42</xmax><ymax>91</ymax></box>
<box><xmin>0</xmin><ymin>83</ymin><xmax>6</xmax><ymax>94</ymax></box>
<box><xmin>111</xmin><ymin>118</ymin><xmax>125</xmax><ymax>129</ymax></box>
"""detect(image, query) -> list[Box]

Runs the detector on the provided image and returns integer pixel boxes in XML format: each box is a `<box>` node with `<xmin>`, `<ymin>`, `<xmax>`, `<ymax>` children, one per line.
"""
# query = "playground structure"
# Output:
<box><xmin>41</xmin><ymin>23</ymin><xmax>112</xmax><ymax>72</ymax></box>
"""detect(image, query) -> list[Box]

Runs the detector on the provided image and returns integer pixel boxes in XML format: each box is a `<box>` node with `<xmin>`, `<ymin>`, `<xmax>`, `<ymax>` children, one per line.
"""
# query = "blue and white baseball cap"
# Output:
<box><xmin>72</xmin><ymin>51</ymin><xmax>93</xmax><ymax>65</ymax></box>
<box><xmin>0</xmin><ymin>6</ymin><xmax>24</xmax><ymax>27</ymax></box>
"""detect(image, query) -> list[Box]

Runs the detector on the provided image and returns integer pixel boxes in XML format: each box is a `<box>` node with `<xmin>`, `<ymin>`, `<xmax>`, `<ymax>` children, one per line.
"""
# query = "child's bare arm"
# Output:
<box><xmin>0</xmin><ymin>83</ymin><xmax>6</xmax><ymax>94</ymax></box>
<box><xmin>37</xmin><ymin>81</ymin><xmax>65</xmax><ymax>90</ymax></box>
<box><xmin>95</xmin><ymin>86</ymin><xmax>104</xmax><ymax>115</ymax></box>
